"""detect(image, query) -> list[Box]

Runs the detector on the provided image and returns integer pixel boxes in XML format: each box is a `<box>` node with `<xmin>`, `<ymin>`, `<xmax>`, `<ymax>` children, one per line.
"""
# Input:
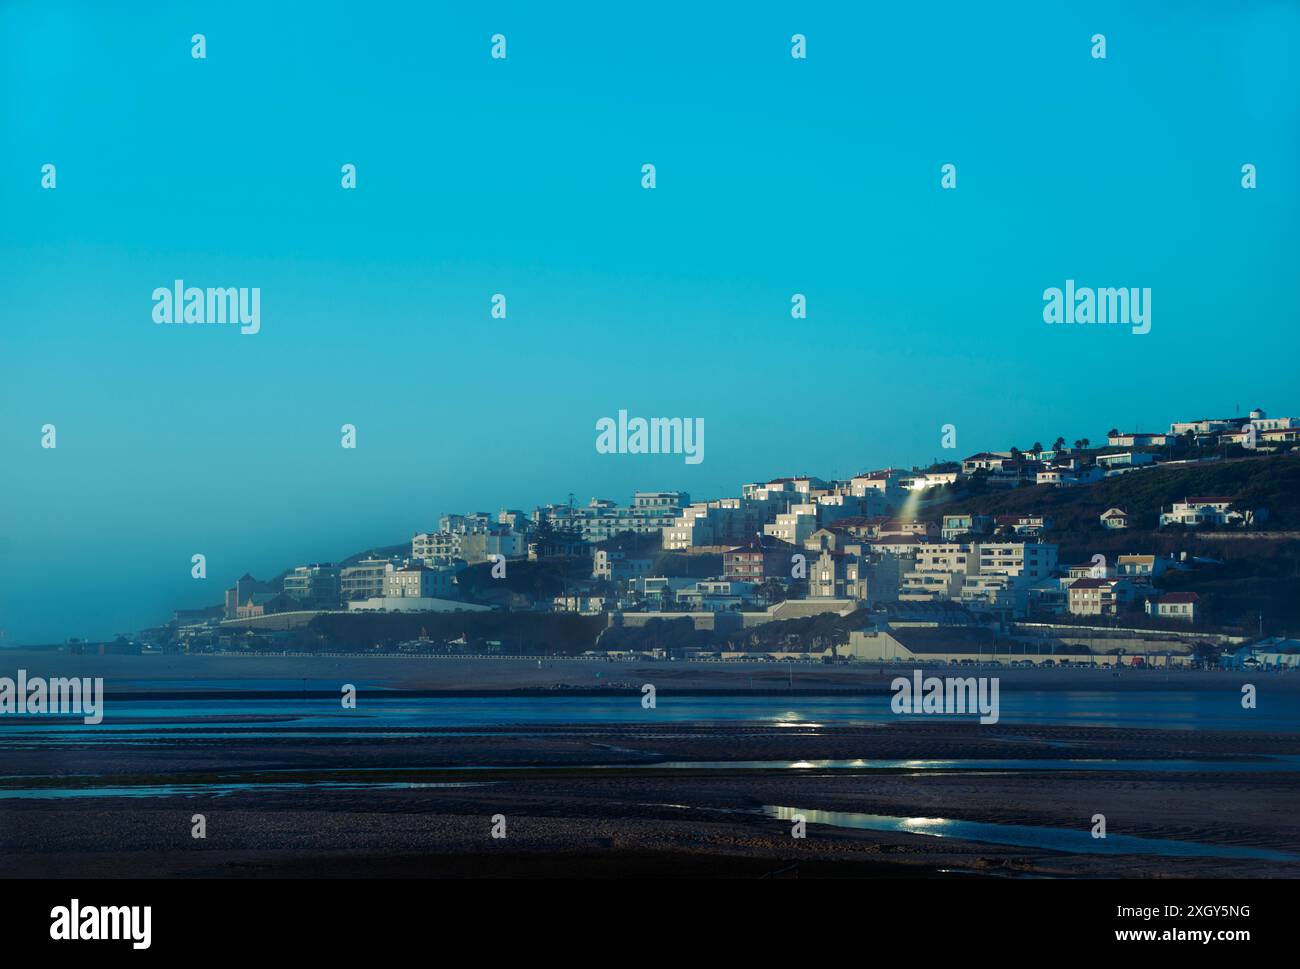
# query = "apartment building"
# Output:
<box><xmin>1067</xmin><ymin>577</ymin><xmax>1134</xmax><ymax>616</ymax></box>
<box><xmin>383</xmin><ymin>564</ymin><xmax>456</xmax><ymax>599</ymax></box>
<box><xmin>531</xmin><ymin>492</ymin><xmax>689</xmax><ymax>545</ymax></box>
<box><xmin>763</xmin><ymin>504</ymin><xmax>819</xmax><ymax>545</ymax></box>
<box><xmin>340</xmin><ymin>558</ymin><xmax>399</xmax><ymax>601</ymax></box>
<box><xmin>283</xmin><ymin>563</ymin><xmax>341</xmax><ymax>608</ymax></box>
<box><xmin>724</xmin><ymin>535</ymin><xmax>799</xmax><ymax>584</ymax></box>
<box><xmin>901</xmin><ymin>542</ymin><xmax>1057</xmax><ymax>616</ymax></box>
<box><xmin>901</xmin><ymin>544</ymin><xmax>976</xmax><ymax>602</ymax></box>
<box><xmin>592</xmin><ymin>548</ymin><xmax>655</xmax><ymax>582</ymax></box>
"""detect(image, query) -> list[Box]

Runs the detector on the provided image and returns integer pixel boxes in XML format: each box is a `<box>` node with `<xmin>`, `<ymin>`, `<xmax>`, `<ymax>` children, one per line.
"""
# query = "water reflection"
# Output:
<box><xmin>764</xmin><ymin>805</ymin><xmax>1298</xmax><ymax>861</ymax></box>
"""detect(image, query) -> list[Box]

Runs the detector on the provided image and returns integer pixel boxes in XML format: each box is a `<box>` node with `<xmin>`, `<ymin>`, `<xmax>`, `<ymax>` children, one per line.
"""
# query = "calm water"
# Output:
<box><xmin>764</xmin><ymin>805</ymin><xmax>1299</xmax><ymax>861</ymax></box>
<box><xmin>2</xmin><ymin>690</ymin><xmax>1297</xmax><ymax>738</ymax></box>
<box><xmin>5</xmin><ymin>756</ymin><xmax>1299</xmax><ymax>800</ymax></box>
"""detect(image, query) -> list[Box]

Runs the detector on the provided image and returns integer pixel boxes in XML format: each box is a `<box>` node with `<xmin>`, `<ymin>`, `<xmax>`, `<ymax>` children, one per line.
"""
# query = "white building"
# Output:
<box><xmin>1096</xmin><ymin>451</ymin><xmax>1153</xmax><ymax>469</ymax></box>
<box><xmin>1099</xmin><ymin>507</ymin><xmax>1129</xmax><ymax>530</ymax></box>
<box><xmin>1159</xmin><ymin>497</ymin><xmax>1259</xmax><ymax>528</ymax></box>
<box><xmin>1108</xmin><ymin>431</ymin><xmax>1168</xmax><ymax>447</ymax></box>
<box><xmin>1145</xmin><ymin>591</ymin><xmax>1198</xmax><ymax>622</ymax></box>
<box><xmin>384</xmin><ymin>564</ymin><xmax>457</xmax><ymax>599</ymax></box>
<box><xmin>592</xmin><ymin>548</ymin><xmax>655</xmax><ymax>582</ymax></box>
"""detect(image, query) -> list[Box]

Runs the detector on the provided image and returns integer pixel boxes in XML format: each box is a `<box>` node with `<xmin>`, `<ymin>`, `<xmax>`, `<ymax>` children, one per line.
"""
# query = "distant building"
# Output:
<box><xmin>1067</xmin><ymin>577</ymin><xmax>1133</xmax><ymax>616</ymax></box>
<box><xmin>1145</xmin><ymin>591</ymin><xmax>1198</xmax><ymax>622</ymax></box>
<box><xmin>1099</xmin><ymin>507</ymin><xmax>1129</xmax><ymax>530</ymax></box>
<box><xmin>414</xmin><ymin>527</ymin><xmax>523</xmax><ymax>565</ymax></box>
<box><xmin>283</xmin><ymin>563</ymin><xmax>340</xmax><ymax>608</ymax></box>
<box><xmin>1036</xmin><ymin>465</ymin><xmax>1103</xmax><ymax>487</ymax></box>
<box><xmin>941</xmin><ymin>513</ymin><xmax>992</xmax><ymax>541</ymax></box>
<box><xmin>593</xmin><ymin>547</ymin><xmax>655</xmax><ymax>582</ymax></box>
<box><xmin>1107</xmin><ymin>431</ymin><xmax>1169</xmax><ymax>447</ymax></box>
<box><xmin>235</xmin><ymin>592</ymin><xmax>293</xmax><ymax>619</ymax></box>
<box><xmin>1116</xmin><ymin>554</ymin><xmax>1169</xmax><ymax>580</ymax></box>
<box><xmin>538</xmin><ymin>492</ymin><xmax>689</xmax><ymax>544</ymax></box>
<box><xmin>993</xmin><ymin>514</ymin><xmax>1051</xmax><ymax>537</ymax></box>
<box><xmin>224</xmin><ymin>573</ymin><xmax>275</xmax><ymax>619</ymax></box>
<box><xmin>340</xmin><ymin>558</ymin><xmax>399</xmax><ymax>601</ymax></box>
<box><xmin>1096</xmin><ymin>451</ymin><xmax>1153</xmax><ymax>469</ymax></box>
<box><xmin>1169</xmin><ymin>418</ymin><xmax>1236</xmax><ymax>436</ymax></box>
<box><xmin>1261</xmin><ymin>427</ymin><xmax>1300</xmax><ymax>444</ymax></box>
<box><xmin>1159</xmin><ymin>497</ymin><xmax>1261</xmax><ymax>528</ymax></box>
<box><xmin>528</xmin><ymin>531</ymin><xmax>586</xmax><ymax>560</ymax></box>
<box><xmin>724</xmin><ymin>535</ymin><xmax>799</xmax><ymax>584</ymax></box>
<box><xmin>676</xmin><ymin>580</ymin><xmax>757</xmax><ymax>612</ymax></box>
<box><xmin>383</xmin><ymin>564</ymin><xmax>457</xmax><ymax>599</ymax></box>
<box><xmin>809</xmin><ymin>549</ymin><xmax>867</xmax><ymax>601</ymax></box>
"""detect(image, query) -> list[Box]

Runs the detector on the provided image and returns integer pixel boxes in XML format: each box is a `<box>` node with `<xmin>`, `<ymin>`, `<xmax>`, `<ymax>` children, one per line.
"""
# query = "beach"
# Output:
<box><xmin>2</xmin><ymin>653</ymin><xmax>1298</xmax><ymax>878</ymax></box>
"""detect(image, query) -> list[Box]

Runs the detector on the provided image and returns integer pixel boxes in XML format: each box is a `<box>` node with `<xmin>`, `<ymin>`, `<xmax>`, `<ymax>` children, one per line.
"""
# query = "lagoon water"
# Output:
<box><xmin>1</xmin><ymin>689</ymin><xmax>1297</xmax><ymax>739</ymax></box>
<box><xmin>763</xmin><ymin>806</ymin><xmax>1299</xmax><ymax>861</ymax></box>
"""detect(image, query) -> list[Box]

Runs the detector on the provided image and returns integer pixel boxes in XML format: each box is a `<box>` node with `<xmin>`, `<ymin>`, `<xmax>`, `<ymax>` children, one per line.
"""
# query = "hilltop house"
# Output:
<box><xmin>941</xmin><ymin>513</ymin><xmax>992</xmax><ymax>540</ymax></box>
<box><xmin>994</xmin><ymin>514</ymin><xmax>1051</xmax><ymax>537</ymax></box>
<box><xmin>1116</xmin><ymin>554</ymin><xmax>1171</xmax><ymax>581</ymax></box>
<box><xmin>1099</xmin><ymin>507</ymin><xmax>1129</xmax><ymax>529</ymax></box>
<box><xmin>1036</xmin><ymin>464</ymin><xmax>1104</xmax><ymax>487</ymax></box>
<box><xmin>1159</xmin><ymin>497</ymin><xmax>1263</xmax><ymax>528</ymax></box>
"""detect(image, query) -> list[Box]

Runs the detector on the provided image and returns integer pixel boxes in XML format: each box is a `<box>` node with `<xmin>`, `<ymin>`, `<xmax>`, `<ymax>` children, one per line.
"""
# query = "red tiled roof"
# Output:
<box><xmin>1070</xmin><ymin>577</ymin><xmax>1120</xmax><ymax>589</ymax></box>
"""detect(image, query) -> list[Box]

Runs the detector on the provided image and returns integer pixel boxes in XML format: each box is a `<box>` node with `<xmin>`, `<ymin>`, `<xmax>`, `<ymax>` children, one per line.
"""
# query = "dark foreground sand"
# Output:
<box><xmin>4</xmin><ymin>721</ymin><xmax>1299</xmax><ymax>879</ymax></box>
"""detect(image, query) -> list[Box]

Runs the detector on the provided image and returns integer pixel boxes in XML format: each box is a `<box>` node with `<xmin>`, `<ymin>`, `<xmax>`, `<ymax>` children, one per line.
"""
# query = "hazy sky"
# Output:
<box><xmin>2</xmin><ymin>1</ymin><xmax>1298</xmax><ymax>643</ymax></box>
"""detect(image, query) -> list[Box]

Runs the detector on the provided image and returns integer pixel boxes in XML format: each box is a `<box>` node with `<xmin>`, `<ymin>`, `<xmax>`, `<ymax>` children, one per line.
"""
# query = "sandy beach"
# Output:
<box><xmin>4</xmin><ymin>653</ymin><xmax>1297</xmax><ymax>878</ymax></box>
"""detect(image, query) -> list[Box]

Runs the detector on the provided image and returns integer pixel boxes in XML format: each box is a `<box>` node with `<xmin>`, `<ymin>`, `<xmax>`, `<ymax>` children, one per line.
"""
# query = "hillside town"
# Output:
<box><xmin>140</xmin><ymin>407</ymin><xmax>1300</xmax><ymax>669</ymax></box>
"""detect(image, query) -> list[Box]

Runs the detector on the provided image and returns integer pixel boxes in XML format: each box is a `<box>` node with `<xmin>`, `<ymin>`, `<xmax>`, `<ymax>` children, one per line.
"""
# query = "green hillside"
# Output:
<box><xmin>933</xmin><ymin>453</ymin><xmax>1300</xmax><ymax>535</ymax></box>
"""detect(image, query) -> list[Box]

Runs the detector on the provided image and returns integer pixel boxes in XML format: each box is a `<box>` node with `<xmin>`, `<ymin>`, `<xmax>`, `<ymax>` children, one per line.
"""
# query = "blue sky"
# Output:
<box><xmin>2</xmin><ymin>1</ymin><xmax>1298</xmax><ymax>643</ymax></box>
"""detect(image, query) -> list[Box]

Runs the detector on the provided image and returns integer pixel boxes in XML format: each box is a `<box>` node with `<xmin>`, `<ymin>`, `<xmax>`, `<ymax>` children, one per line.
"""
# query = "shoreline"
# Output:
<box><xmin>3</xmin><ymin>650</ymin><xmax>1291</xmax><ymax>698</ymax></box>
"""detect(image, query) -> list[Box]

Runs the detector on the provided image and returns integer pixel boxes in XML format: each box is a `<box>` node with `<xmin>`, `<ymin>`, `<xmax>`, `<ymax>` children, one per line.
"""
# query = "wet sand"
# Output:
<box><xmin>4</xmin><ymin>721</ymin><xmax>1299</xmax><ymax>878</ymax></box>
